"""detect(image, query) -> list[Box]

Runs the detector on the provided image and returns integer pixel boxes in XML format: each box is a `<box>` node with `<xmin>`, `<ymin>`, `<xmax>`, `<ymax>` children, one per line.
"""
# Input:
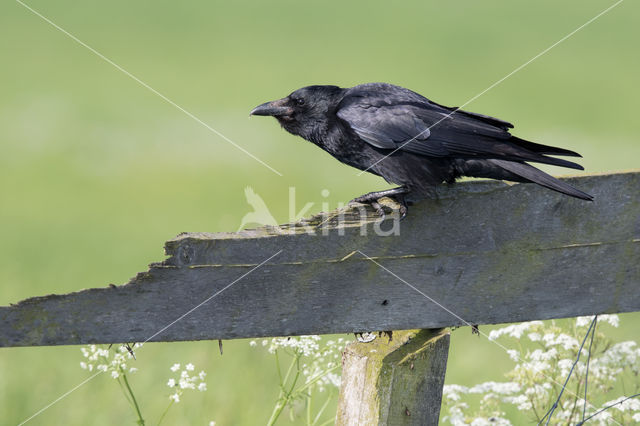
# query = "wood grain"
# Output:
<box><xmin>1</xmin><ymin>172</ymin><xmax>638</xmax><ymax>347</ymax></box>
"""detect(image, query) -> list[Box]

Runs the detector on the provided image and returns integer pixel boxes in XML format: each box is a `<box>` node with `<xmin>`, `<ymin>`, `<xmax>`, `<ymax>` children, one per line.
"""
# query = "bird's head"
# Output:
<box><xmin>250</xmin><ymin>85</ymin><xmax>343</xmax><ymax>142</ymax></box>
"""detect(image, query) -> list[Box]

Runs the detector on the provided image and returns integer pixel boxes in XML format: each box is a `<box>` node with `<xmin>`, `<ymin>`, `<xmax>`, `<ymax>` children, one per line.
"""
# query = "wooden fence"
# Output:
<box><xmin>1</xmin><ymin>171</ymin><xmax>639</xmax><ymax>424</ymax></box>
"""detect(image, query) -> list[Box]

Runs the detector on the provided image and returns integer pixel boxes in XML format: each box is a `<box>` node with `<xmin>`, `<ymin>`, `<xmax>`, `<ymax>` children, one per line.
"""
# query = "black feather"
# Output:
<box><xmin>489</xmin><ymin>159</ymin><xmax>593</xmax><ymax>200</ymax></box>
<box><xmin>251</xmin><ymin>82</ymin><xmax>593</xmax><ymax>204</ymax></box>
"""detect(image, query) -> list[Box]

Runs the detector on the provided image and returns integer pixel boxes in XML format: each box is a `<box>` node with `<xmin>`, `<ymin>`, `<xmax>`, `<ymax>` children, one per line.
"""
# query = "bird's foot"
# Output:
<box><xmin>350</xmin><ymin>187</ymin><xmax>410</xmax><ymax>220</ymax></box>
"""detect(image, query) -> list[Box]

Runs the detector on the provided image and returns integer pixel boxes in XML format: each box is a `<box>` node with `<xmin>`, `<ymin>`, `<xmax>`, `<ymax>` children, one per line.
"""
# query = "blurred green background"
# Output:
<box><xmin>1</xmin><ymin>0</ymin><xmax>638</xmax><ymax>424</ymax></box>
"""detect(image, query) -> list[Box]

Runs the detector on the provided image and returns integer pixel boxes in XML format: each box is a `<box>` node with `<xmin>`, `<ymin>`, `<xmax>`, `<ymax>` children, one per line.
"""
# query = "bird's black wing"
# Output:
<box><xmin>336</xmin><ymin>84</ymin><xmax>582</xmax><ymax>169</ymax></box>
<box><xmin>335</xmin><ymin>102</ymin><xmax>445</xmax><ymax>154</ymax></box>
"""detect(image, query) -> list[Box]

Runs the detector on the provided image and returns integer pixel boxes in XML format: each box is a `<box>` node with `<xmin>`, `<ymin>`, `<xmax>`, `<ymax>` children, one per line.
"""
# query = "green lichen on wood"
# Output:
<box><xmin>337</xmin><ymin>329</ymin><xmax>450</xmax><ymax>425</ymax></box>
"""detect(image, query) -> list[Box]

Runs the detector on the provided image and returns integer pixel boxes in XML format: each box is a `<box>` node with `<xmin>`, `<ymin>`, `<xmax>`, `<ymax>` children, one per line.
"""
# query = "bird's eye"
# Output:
<box><xmin>295</xmin><ymin>98</ymin><xmax>305</xmax><ymax>106</ymax></box>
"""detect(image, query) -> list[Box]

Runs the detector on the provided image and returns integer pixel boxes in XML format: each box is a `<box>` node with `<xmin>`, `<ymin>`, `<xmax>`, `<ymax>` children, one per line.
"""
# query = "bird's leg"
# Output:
<box><xmin>351</xmin><ymin>187</ymin><xmax>409</xmax><ymax>203</ymax></box>
<box><xmin>350</xmin><ymin>187</ymin><xmax>410</xmax><ymax>219</ymax></box>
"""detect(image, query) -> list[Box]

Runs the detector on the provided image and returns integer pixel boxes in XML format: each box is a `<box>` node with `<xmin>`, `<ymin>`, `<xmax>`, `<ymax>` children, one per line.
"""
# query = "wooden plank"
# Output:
<box><xmin>336</xmin><ymin>329</ymin><xmax>450</xmax><ymax>425</ymax></box>
<box><xmin>0</xmin><ymin>171</ymin><xmax>639</xmax><ymax>347</ymax></box>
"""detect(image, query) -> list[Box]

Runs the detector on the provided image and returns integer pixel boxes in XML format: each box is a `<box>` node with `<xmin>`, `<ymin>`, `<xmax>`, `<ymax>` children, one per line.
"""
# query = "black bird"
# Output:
<box><xmin>251</xmin><ymin>83</ymin><xmax>592</xmax><ymax>217</ymax></box>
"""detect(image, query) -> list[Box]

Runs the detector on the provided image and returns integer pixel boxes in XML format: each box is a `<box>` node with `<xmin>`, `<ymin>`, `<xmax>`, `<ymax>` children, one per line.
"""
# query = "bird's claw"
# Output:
<box><xmin>370</xmin><ymin>201</ymin><xmax>386</xmax><ymax>219</ymax></box>
<box><xmin>398</xmin><ymin>203</ymin><xmax>408</xmax><ymax>220</ymax></box>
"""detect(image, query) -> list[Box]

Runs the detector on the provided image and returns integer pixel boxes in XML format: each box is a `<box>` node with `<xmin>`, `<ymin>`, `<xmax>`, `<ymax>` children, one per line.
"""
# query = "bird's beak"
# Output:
<box><xmin>250</xmin><ymin>98</ymin><xmax>293</xmax><ymax>117</ymax></box>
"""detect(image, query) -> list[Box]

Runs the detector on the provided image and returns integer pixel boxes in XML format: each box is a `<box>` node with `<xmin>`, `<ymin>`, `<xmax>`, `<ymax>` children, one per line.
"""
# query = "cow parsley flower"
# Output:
<box><xmin>488</xmin><ymin>322</ymin><xmax>543</xmax><ymax>340</ymax></box>
<box><xmin>165</xmin><ymin>361</ymin><xmax>207</xmax><ymax>403</ymax></box>
<box><xmin>79</xmin><ymin>343</ymin><xmax>142</xmax><ymax>380</ymax></box>
<box><xmin>441</xmin><ymin>316</ymin><xmax>640</xmax><ymax>425</ymax></box>
<box><xmin>253</xmin><ymin>335</ymin><xmax>347</xmax><ymax>392</ymax></box>
<box><xmin>250</xmin><ymin>335</ymin><xmax>348</xmax><ymax>424</ymax></box>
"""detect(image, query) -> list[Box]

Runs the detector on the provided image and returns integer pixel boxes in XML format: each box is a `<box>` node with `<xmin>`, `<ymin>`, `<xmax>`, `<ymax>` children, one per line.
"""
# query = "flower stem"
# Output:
<box><xmin>122</xmin><ymin>373</ymin><xmax>145</xmax><ymax>425</ymax></box>
<box><xmin>266</xmin><ymin>399</ymin><xmax>286</xmax><ymax>426</ymax></box>
<box><xmin>157</xmin><ymin>401</ymin><xmax>174</xmax><ymax>426</ymax></box>
<box><xmin>306</xmin><ymin>390</ymin><xmax>312</xmax><ymax>426</ymax></box>
<box><xmin>267</xmin><ymin>352</ymin><xmax>301</xmax><ymax>426</ymax></box>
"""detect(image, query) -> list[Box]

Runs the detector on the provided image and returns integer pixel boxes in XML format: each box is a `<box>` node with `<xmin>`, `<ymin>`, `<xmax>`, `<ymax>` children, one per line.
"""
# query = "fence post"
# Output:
<box><xmin>336</xmin><ymin>328</ymin><xmax>450</xmax><ymax>425</ymax></box>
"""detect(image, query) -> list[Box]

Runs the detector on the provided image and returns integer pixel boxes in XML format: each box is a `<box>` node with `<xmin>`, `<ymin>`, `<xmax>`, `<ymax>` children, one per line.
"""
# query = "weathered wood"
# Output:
<box><xmin>336</xmin><ymin>329</ymin><xmax>450</xmax><ymax>426</ymax></box>
<box><xmin>0</xmin><ymin>171</ymin><xmax>639</xmax><ymax>347</ymax></box>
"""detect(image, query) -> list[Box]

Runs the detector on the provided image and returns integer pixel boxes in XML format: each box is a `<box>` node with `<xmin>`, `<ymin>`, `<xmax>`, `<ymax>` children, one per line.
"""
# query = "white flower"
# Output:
<box><xmin>489</xmin><ymin>322</ymin><xmax>543</xmax><ymax>340</ymax></box>
<box><xmin>170</xmin><ymin>363</ymin><xmax>180</xmax><ymax>372</ymax></box>
<box><xmin>170</xmin><ymin>392</ymin><xmax>180</xmax><ymax>403</ymax></box>
<box><xmin>603</xmin><ymin>396</ymin><xmax>640</xmax><ymax>412</ymax></box>
<box><xmin>253</xmin><ymin>335</ymin><xmax>345</xmax><ymax>393</ymax></box>
<box><xmin>577</xmin><ymin>314</ymin><xmax>619</xmax><ymax>328</ymax></box>
<box><xmin>600</xmin><ymin>314</ymin><xmax>620</xmax><ymax>327</ymax></box>
<box><xmin>468</xmin><ymin>382</ymin><xmax>519</xmax><ymax>395</ymax></box>
<box><xmin>185</xmin><ymin>363</ymin><xmax>195</xmax><ymax>371</ymax></box>
<box><xmin>80</xmin><ymin>362</ymin><xmax>88</xmax><ymax>370</ymax></box>
<box><xmin>529</xmin><ymin>348</ymin><xmax>557</xmax><ymax>362</ymax></box>
<box><xmin>523</xmin><ymin>383</ymin><xmax>551</xmax><ymax>400</ymax></box>
<box><xmin>504</xmin><ymin>394</ymin><xmax>533</xmax><ymax>410</ymax></box>
<box><xmin>199</xmin><ymin>371</ymin><xmax>207</xmax><ymax>380</ymax></box>
<box><xmin>198</xmin><ymin>382</ymin><xmax>207</xmax><ymax>392</ymax></box>
<box><xmin>441</xmin><ymin>316</ymin><xmax>639</xmax><ymax>425</ymax></box>
<box><xmin>111</xmin><ymin>370</ymin><xmax>119</xmax><ymax>379</ymax></box>
<box><xmin>266</xmin><ymin>335</ymin><xmax>322</xmax><ymax>356</ymax></box>
<box><xmin>167</xmin><ymin>379</ymin><xmax>176</xmax><ymax>387</ymax></box>
<box><xmin>443</xmin><ymin>385</ymin><xmax>469</xmax><ymax>402</ymax></box>
<box><xmin>576</xmin><ymin>315</ymin><xmax>595</xmax><ymax>327</ymax></box>
<box><xmin>528</xmin><ymin>332</ymin><xmax>541</xmax><ymax>342</ymax></box>
<box><xmin>179</xmin><ymin>379</ymin><xmax>193</xmax><ymax>389</ymax></box>
<box><xmin>557</xmin><ymin>358</ymin><xmax>575</xmax><ymax>376</ymax></box>
<box><xmin>517</xmin><ymin>359</ymin><xmax>550</xmax><ymax>375</ymax></box>
<box><xmin>129</xmin><ymin>367</ymin><xmax>138</xmax><ymax>373</ymax></box>
<box><xmin>542</xmin><ymin>333</ymin><xmax>579</xmax><ymax>350</ymax></box>
<box><xmin>209</xmin><ymin>422</ymin><xmax>216</xmax><ymax>426</ymax></box>
<box><xmin>249</xmin><ymin>340</ymin><xmax>257</xmax><ymax>347</ymax></box>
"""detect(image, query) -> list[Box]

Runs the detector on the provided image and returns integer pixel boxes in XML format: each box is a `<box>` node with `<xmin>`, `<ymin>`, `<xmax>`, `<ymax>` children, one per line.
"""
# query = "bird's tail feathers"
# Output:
<box><xmin>489</xmin><ymin>159</ymin><xmax>593</xmax><ymax>201</ymax></box>
<box><xmin>509</xmin><ymin>136</ymin><xmax>582</xmax><ymax>158</ymax></box>
<box><xmin>524</xmin><ymin>154</ymin><xmax>584</xmax><ymax>171</ymax></box>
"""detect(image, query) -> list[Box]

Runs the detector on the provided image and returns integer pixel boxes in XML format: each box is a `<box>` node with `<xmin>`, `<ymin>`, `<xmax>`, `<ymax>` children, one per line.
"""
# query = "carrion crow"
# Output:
<box><xmin>251</xmin><ymin>82</ymin><xmax>592</xmax><ymax>217</ymax></box>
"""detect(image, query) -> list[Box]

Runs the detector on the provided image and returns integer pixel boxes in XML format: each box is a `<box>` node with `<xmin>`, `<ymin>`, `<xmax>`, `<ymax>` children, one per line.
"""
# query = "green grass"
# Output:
<box><xmin>1</xmin><ymin>0</ymin><xmax>638</xmax><ymax>424</ymax></box>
